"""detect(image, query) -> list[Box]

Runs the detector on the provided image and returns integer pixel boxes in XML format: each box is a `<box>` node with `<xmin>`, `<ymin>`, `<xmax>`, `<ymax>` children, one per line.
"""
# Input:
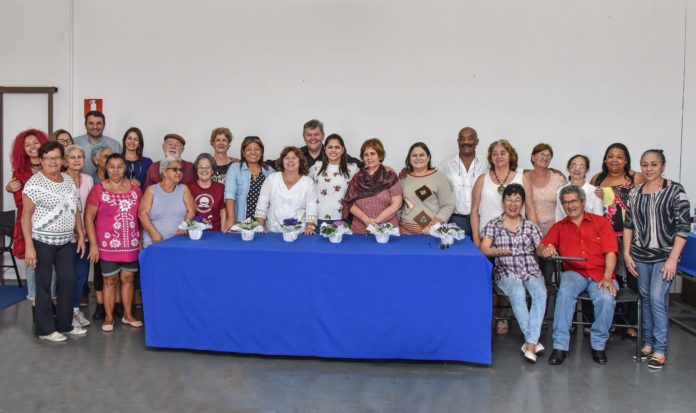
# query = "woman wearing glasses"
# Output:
<box><xmin>555</xmin><ymin>155</ymin><xmax>603</xmax><ymax>220</ymax></box>
<box><xmin>139</xmin><ymin>157</ymin><xmax>196</xmax><ymax>246</ymax></box>
<box><xmin>122</xmin><ymin>127</ymin><xmax>153</xmax><ymax>188</ymax></box>
<box><xmin>188</xmin><ymin>153</ymin><xmax>226</xmax><ymax>231</ymax></box>
<box><xmin>525</xmin><ymin>143</ymin><xmax>566</xmax><ymax>236</ymax></box>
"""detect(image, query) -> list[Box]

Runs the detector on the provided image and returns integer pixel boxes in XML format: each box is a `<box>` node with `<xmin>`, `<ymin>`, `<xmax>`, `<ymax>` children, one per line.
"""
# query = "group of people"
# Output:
<box><xmin>5</xmin><ymin>113</ymin><xmax>691</xmax><ymax>370</ymax></box>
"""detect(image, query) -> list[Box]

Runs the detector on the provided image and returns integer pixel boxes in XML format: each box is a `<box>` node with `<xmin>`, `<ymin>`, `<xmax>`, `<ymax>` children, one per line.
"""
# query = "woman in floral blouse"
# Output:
<box><xmin>85</xmin><ymin>153</ymin><xmax>143</xmax><ymax>332</ymax></box>
<box><xmin>309</xmin><ymin>134</ymin><xmax>359</xmax><ymax>227</ymax></box>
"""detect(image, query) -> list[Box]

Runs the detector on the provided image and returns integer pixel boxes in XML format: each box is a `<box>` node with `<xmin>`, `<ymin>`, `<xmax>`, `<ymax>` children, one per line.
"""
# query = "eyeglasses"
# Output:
<box><xmin>569</xmin><ymin>163</ymin><xmax>587</xmax><ymax>170</ymax></box>
<box><xmin>167</xmin><ymin>167</ymin><xmax>183</xmax><ymax>173</ymax></box>
<box><xmin>42</xmin><ymin>156</ymin><xmax>62</xmax><ymax>162</ymax></box>
<box><xmin>535</xmin><ymin>153</ymin><xmax>552</xmax><ymax>159</ymax></box>
<box><xmin>57</xmin><ymin>139</ymin><xmax>72</xmax><ymax>145</ymax></box>
<box><xmin>561</xmin><ymin>199</ymin><xmax>581</xmax><ymax>206</ymax></box>
<box><xmin>197</xmin><ymin>166</ymin><xmax>212</xmax><ymax>170</ymax></box>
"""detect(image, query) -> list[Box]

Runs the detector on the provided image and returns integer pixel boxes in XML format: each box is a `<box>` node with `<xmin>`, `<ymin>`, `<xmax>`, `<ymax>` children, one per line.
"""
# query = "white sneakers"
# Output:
<box><xmin>64</xmin><ymin>326</ymin><xmax>88</xmax><ymax>336</ymax></box>
<box><xmin>38</xmin><ymin>332</ymin><xmax>67</xmax><ymax>342</ymax></box>
<box><xmin>72</xmin><ymin>309</ymin><xmax>91</xmax><ymax>327</ymax></box>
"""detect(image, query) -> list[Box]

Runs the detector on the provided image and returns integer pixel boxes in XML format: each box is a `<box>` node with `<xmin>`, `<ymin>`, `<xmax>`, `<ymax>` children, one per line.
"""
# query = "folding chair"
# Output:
<box><xmin>1</xmin><ymin>210</ymin><xmax>23</xmax><ymax>286</ymax></box>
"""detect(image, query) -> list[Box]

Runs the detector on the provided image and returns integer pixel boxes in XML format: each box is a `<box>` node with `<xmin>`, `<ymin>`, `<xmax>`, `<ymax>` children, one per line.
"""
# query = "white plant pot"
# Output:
<box><xmin>375</xmin><ymin>233</ymin><xmax>390</xmax><ymax>244</ymax></box>
<box><xmin>329</xmin><ymin>233</ymin><xmax>343</xmax><ymax>244</ymax></box>
<box><xmin>241</xmin><ymin>230</ymin><xmax>255</xmax><ymax>241</ymax></box>
<box><xmin>188</xmin><ymin>228</ymin><xmax>203</xmax><ymax>240</ymax></box>
<box><xmin>283</xmin><ymin>232</ymin><xmax>298</xmax><ymax>242</ymax></box>
<box><xmin>441</xmin><ymin>235</ymin><xmax>454</xmax><ymax>246</ymax></box>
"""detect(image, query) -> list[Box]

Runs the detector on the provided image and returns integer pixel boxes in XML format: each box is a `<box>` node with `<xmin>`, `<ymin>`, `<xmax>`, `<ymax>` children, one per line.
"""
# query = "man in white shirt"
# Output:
<box><xmin>73</xmin><ymin>111</ymin><xmax>122</xmax><ymax>177</ymax></box>
<box><xmin>437</xmin><ymin>127</ymin><xmax>488</xmax><ymax>235</ymax></box>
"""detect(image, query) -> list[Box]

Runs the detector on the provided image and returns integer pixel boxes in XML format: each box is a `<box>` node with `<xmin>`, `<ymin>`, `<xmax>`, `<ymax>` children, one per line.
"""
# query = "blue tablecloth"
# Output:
<box><xmin>678</xmin><ymin>233</ymin><xmax>696</xmax><ymax>278</ymax></box>
<box><xmin>140</xmin><ymin>232</ymin><xmax>493</xmax><ymax>364</ymax></box>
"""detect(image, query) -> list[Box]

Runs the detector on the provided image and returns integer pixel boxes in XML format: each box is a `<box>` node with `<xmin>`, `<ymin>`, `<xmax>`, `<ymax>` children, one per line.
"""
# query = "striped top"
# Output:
<box><xmin>624</xmin><ymin>180</ymin><xmax>691</xmax><ymax>262</ymax></box>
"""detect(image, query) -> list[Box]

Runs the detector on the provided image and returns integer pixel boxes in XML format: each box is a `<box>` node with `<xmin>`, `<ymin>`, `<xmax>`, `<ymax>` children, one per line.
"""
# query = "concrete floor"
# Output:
<box><xmin>1</xmin><ymin>298</ymin><xmax>696</xmax><ymax>413</ymax></box>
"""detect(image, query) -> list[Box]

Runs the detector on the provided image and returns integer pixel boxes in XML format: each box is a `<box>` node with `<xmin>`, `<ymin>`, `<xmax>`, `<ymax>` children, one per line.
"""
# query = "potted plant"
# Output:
<box><xmin>319</xmin><ymin>220</ymin><xmax>352</xmax><ymax>243</ymax></box>
<box><xmin>366</xmin><ymin>222</ymin><xmax>400</xmax><ymax>244</ymax></box>
<box><xmin>231</xmin><ymin>218</ymin><xmax>263</xmax><ymax>241</ymax></box>
<box><xmin>429</xmin><ymin>222</ymin><xmax>466</xmax><ymax>249</ymax></box>
<box><xmin>178</xmin><ymin>217</ymin><xmax>212</xmax><ymax>240</ymax></box>
<box><xmin>281</xmin><ymin>218</ymin><xmax>303</xmax><ymax>242</ymax></box>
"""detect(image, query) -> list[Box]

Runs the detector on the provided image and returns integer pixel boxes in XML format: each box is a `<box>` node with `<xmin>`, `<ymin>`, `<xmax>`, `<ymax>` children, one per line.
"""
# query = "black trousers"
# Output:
<box><xmin>34</xmin><ymin>240</ymin><xmax>75</xmax><ymax>336</ymax></box>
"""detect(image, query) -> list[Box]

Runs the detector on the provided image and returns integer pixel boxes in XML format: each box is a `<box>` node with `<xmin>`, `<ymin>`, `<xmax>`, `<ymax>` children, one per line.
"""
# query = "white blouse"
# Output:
<box><xmin>309</xmin><ymin>162</ymin><xmax>359</xmax><ymax>221</ymax></box>
<box><xmin>254</xmin><ymin>172</ymin><xmax>318</xmax><ymax>232</ymax></box>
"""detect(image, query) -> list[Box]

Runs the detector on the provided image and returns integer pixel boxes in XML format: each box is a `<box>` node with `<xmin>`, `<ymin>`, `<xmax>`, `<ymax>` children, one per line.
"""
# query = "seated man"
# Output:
<box><xmin>144</xmin><ymin>134</ymin><xmax>195</xmax><ymax>188</ymax></box>
<box><xmin>537</xmin><ymin>185</ymin><xmax>618</xmax><ymax>365</ymax></box>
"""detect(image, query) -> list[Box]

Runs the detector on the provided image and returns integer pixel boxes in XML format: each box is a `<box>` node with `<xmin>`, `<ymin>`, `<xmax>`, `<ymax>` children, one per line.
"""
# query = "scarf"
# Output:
<box><xmin>341</xmin><ymin>164</ymin><xmax>398</xmax><ymax>219</ymax></box>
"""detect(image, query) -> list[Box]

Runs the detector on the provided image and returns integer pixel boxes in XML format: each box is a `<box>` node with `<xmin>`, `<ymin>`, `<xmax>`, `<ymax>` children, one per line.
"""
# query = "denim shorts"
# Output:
<box><xmin>100</xmin><ymin>260</ymin><xmax>139</xmax><ymax>277</ymax></box>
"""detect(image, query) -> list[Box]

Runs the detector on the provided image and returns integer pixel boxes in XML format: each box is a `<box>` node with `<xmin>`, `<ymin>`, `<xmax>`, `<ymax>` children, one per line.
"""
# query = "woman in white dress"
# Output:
<box><xmin>555</xmin><ymin>154</ymin><xmax>603</xmax><ymax>220</ymax></box>
<box><xmin>308</xmin><ymin>134</ymin><xmax>359</xmax><ymax>226</ymax></box>
<box><xmin>255</xmin><ymin>147</ymin><xmax>318</xmax><ymax>234</ymax></box>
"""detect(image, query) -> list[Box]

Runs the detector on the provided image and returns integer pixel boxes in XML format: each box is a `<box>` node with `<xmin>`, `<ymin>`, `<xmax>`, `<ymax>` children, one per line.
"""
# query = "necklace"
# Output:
<box><xmin>493</xmin><ymin>169</ymin><xmax>511</xmax><ymax>195</ymax></box>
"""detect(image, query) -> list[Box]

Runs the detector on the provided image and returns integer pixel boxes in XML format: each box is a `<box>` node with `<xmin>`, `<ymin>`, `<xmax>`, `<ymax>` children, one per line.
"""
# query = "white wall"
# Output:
<box><xmin>2</xmin><ymin>1</ymin><xmax>695</xmax><ymax>280</ymax></box>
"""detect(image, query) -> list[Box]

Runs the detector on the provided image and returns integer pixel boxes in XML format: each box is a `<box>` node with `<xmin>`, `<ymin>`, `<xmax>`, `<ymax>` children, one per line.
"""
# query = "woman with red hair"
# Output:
<box><xmin>5</xmin><ymin>129</ymin><xmax>55</xmax><ymax>309</ymax></box>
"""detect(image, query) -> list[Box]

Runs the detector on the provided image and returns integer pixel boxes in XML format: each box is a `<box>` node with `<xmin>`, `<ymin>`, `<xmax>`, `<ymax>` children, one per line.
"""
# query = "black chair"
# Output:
<box><xmin>550</xmin><ymin>256</ymin><xmax>642</xmax><ymax>360</ymax></box>
<box><xmin>1</xmin><ymin>210</ymin><xmax>23</xmax><ymax>287</ymax></box>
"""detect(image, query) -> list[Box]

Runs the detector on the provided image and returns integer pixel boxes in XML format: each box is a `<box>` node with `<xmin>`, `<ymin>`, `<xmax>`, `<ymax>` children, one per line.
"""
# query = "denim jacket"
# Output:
<box><xmin>224</xmin><ymin>162</ymin><xmax>274</xmax><ymax>222</ymax></box>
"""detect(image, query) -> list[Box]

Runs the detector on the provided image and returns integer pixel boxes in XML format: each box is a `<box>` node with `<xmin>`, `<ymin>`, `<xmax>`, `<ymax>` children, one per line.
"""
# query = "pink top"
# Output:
<box><xmin>86</xmin><ymin>183</ymin><xmax>142</xmax><ymax>262</ymax></box>
<box><xmin>350</xmin><ymin>182</ymin><xmax>402</xmax><ymax>235</ymax></box>
<box><xmin>532</xmin><ymin>172</ymin><xmax>567</xmax><ymax>235</ymax></box>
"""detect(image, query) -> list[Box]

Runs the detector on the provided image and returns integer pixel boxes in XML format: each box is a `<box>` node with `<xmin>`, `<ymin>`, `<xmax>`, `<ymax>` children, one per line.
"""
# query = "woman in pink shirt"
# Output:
<box><xmin>85</xmin><ymin>153</ymin><xmax>143</xmax><ymax>332</ymax></box>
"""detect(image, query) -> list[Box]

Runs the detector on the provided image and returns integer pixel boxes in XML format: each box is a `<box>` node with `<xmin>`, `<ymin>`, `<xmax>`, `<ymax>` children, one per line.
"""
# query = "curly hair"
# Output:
<box><xmin>275</xmin><ymin>146</ymin><xmax>308</xmax><ymax>175</ymax></box>
<box><xmin>10</xmin><ymin>129</ymin><xmax>49</xmax><ymax>173</ymax></box>
<box><xmin>487</xmin><ymin>139</ymin><xmax>518</xmax><ymax>171</ymax></box>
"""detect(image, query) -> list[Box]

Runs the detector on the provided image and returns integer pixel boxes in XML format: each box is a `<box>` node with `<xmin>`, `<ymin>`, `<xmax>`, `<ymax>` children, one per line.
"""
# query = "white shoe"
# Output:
<box><xmin>64</xmin><ymin>326</ymin><xmax>88</xmax><ymax>336</ymax></box>
<box><xmin>39</xmin><ymin>332</ymin><xmax>67</xmax><ymax>342</ymax></box>
<box><xmin>521</xmin><ymin>344</ymin><xmax>537</xmax><ymax>363</ymax></box>
<box><xmin>73</xmin><ymin>310</ymin><xmax>91</xmax><ymax>327</ymax></box>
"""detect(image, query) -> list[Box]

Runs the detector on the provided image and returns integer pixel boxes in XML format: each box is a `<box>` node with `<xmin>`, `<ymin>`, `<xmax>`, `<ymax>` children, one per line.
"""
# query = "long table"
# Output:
<box><xmin>672</xmin><ymin>232</ymin><xmax>696</xmax><ymax>335</ymax></box>
<box><xmin>140</xmin><ymin>232</ymin><xmax>493</xmax><ymax>364</ymax></box>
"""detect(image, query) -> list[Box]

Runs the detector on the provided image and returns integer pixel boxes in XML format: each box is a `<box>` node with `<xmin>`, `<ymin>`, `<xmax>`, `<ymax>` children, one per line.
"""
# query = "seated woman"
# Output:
<box><xmin>341</xmin><ymin>138</ymin><xmax>403</xmax><ymax>234</ymax></box>
<box><xmin>255</xmin><ymin>147</ymin><xmax>318</xmax><ymax>234</ymax></box>
<box><xmin>89</xmin><ymin>142</ymin><xmax>113</xmax><ymax>183</ymax></box>
<box><xmin>188</xmin><ymin>153</ymin><xmax>226</xmax><ymax>231</ymax></box>
<box><xmin>223</xmin><ymin>136</ymin><xmax>274</xmax><ymax>231</ymax></box>
<box><xmin>85</xmin><ymin>153</ymin><xmax>143</xmax><ymax>331</ymax></box>
<box><xmin>399</xmin><ymin>142</ymin><xmax>455</xmax><ymax>234</ymax></box>
<box><xmin>139</xmin><ymin>157</ymin><xmax>196</xmax><ymax>246</ymax></box>
<box><xmin>309</xmin><ymin>134</ymin><xmax>360</xmax><ymax>227</ymax></box>
<box><xmin>480</xmin><ymin>183</ymin><xmax>547</xmax><ymax>362</ymax></box>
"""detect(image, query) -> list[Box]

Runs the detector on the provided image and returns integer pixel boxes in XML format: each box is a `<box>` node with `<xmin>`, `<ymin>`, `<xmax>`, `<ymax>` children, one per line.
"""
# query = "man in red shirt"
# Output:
<box><xmin>144</xmin><ymin>134</ymin><xmax>195</xmax><ymax>188</ymax></box>
<box><xmin>537</xmin><ymin>185</ymin><xmax>618</xmax><ymax>365</ymax></box>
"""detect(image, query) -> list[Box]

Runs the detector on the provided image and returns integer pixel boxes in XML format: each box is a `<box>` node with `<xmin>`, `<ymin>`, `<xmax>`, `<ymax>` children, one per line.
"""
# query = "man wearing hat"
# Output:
<box><xmin>143</xmin><ymin>133</ymin><xmax>195</xmax><ymax>187</ymax></box>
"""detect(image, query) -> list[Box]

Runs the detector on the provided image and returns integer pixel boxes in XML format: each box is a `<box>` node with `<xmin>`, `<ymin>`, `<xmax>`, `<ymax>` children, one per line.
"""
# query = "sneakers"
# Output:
<box><xmin>64</xmin><ymin>326</ymin><xmax>88</xmax><ymax>336</ymax></box>
<box><xmin>73</xmin><ymin>310</ymin><xmax>91</xmax><ymax>327</ymax></box>
<box><xmin>39</xmin><ymin>332</ymin><xmax>67</xmax><ymax>342</ymax></box>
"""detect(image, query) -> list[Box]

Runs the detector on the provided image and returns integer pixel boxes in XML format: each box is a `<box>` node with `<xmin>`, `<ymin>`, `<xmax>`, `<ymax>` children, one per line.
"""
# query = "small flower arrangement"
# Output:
<box><xmin>178</xmin><ymin>216</ymin><xmax>212</xmax><ymax>240</ymax></box>
<box><xmin>429</xmin><ymin>222</ymin><xmax>466</xmax><ymax>249</ymax></box>
<box><xmin>320</xmin><ymin>220</ymin><xmax>352</xmax><ymax>243</ymax></box>
<box><xmin>231</xmin><ymin>218</ymin><xmax>264</xmax><ymax>241</ymax></box>
<box><xmin>366</xmin><ymin>222</ymin><xmax>400</xmax><ymax>243</ymax></box>
<box><xmin>281</xmin><ymin>217</ymin><xmax>303</xmax><ymax>242</ymax></box>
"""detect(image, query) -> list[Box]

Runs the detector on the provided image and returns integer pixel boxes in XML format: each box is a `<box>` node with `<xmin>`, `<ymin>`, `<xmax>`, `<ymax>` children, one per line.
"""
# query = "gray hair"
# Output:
<box><xmin>90</xmin><ymin>142</ymin><xmax>112</xmax><ymax>166</ymax></box>
<box><xmin>194</xmin><ymin>153</ymin><xmax>215</xmax><ymax>173</ymax></box>
<box><xmin>559</xmin><ymin>184</ymin><xmax>586</xmax><ymax>201</ymax></box>
<box><xmin>159</xmin><ymin>156</ymin><xmax>182</xmax><ymax>175</ymax></box>
<box><xmin>64</xmin><ymin>144</ymin><xmax>85</xmax><ymax>158</ymax></box>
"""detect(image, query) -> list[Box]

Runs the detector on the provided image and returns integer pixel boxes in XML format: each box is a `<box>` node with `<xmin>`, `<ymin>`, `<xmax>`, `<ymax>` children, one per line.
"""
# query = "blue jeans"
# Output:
<box><xmin>24</xmin><ymin>261</ymin><xmax>56</xmax><ymax>301</ymax></box>
<box><xmin>635</xmin><ymin>261</ymin><xmax>671</xmax><ymax>355</ymax></box>
<box><xmin>73</xmin><ymin>247</ymin><xmax>90</xmax><ymax>308</ymax></box>
<box><xmin>552</xmin><ymin>271</ymin><xmax>618</xmax><ymax>351</ymax></box>
<box><xmin>497</xmin><ymin>276</ymin><xmax>547</xmax><ymax>343</ymax></box>
<box><xmin>448</xmin><ymin>214</ymin><xmax>471</xmax><ymax>236</ymax></box>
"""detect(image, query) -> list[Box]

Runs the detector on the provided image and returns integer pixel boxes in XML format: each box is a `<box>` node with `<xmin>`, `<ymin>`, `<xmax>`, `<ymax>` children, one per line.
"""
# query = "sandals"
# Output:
<box><xmin>496</xmin><ymin>320</ymin><xmax>509</xmax><ymax>335</ymax></box>
<box><xmin>625</xmin><ymin>328</ymin><xmax>638</xmax><ymax>338</ymax></box>
<box><xmin>101</xmin><ymin>320</ymin><xmax>114</xmax><ymax>332</ymax></box>
<box><xmin>633</xmin><ymin>346</ymin><xmax>653</xmax><ymax>361</ymax></box>
<box><xmin>648</xmin><ymin>353</ymin><xmax>666</xmax><ymax>369</ymax></box>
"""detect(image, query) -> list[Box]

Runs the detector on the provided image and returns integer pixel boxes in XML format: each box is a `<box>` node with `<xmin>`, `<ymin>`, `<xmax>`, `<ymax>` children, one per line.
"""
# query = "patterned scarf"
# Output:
<box><xmin>341</xmin><ymin>164</ymin><xmax>398</xmax><ymax>219</ymax></box>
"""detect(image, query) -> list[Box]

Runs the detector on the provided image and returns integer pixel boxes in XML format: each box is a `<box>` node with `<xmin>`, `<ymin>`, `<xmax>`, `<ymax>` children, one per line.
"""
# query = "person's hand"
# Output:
<box><xmin>539</xmin><ymin>244</ymin><xmax>558</xmax><ymax>258</ymax></box>
<box><xmin>489</xmin><ymin>248</ymin><xmax>512</xmax><ymax>256</ymax></box>
<box><xmin>151</xmin><ymin>232</ymin><xmax>164</xmax><ymax>243</ymax></box>
<box><xmin>88</xmin><ymin>245</ymin><xmax>100</xmax><ymax>264</ymax></box>
<box><xmin>304</xmin><ymin>225</ymin><xmax>316</xmax><ymax>236</ymax></box>
<box><xmin>365</xmin><ymin>218</ymin><xmax>379</xmax><ymax>227</ymax></box>
<box><xmin>76</xmin><ymin>238</ymin><xmax>86</xmax><ymax>258</ymax></box>
<box><xmin>175</xmin><ymin>229</ymin><xmax>187</xmax><ymax>236</ymax></box>
<box><xmin>661</xmin><ymin>259</ymin><xmax>678</xmax><ymax>281</ymax></box>
<box><xmin>25</xmin><ymin>246</ymin><xmax>37</xmax><ymax>268</ymax></box>
<box><xmin>598</xmin><ymin>278</ymin><xmax>617</xmax><ymax>297</ymax></box>
<box><xmin>421</xmin><ymin>225</ymin><xmax>432</xmax><ymax>235</ymax></box>
<box><xmin>624</xmin><ymin>252</ymin><xmax>638</xmax><ymax>277</ymax></box>
<box><xmin>130</xmin><ymin>179</ymin><xmax>141</xmax><ymax>187</ymax></box>
<box><xmin>6</xmin><ymin>178</ymin><xmax>21</xmax><ymax>193</ymax></box>
<box><xmin>221</xmin><ymin>221</ymin><xmax>234</xmax><ymax>233</ymax></box>
<box><xmin>594</xmin><ymin>186</ymin><xmax>604</xmax><ymax>198</ymax></box>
